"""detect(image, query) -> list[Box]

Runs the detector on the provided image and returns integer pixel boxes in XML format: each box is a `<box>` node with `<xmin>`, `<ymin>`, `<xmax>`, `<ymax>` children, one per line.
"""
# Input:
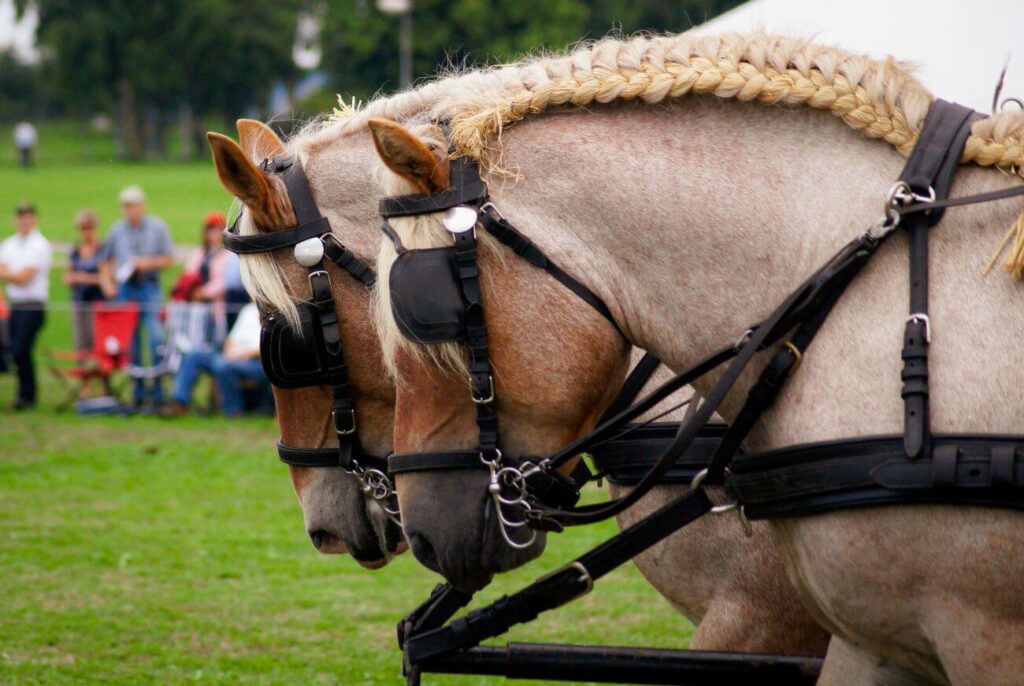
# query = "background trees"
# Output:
<box><xmin>4</xmin><ymin>0</ymin><xmax>740</xmax><ymax>159</ymax></box>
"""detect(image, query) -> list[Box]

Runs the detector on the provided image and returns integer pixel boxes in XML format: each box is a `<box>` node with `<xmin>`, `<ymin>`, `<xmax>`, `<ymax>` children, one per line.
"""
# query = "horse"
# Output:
<box><xmin>366</xmin><ymin>32</ymin><xmax>1024</xmax><ymax>685</ymax></box>
<box><xmin>207</xmin><ymin>121</ymin><xmax>404</xmax><ymax>567</ymax></box>
<box><xmin>206</xmin><ymin>100</ymin><xmax>829</xmax><ymax>652</ymax></box>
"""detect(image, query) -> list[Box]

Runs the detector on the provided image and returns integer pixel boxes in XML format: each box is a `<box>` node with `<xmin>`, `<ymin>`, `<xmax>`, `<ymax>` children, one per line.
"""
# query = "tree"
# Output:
<box><xmin>318</xmin><ymin>0</ymin><xmax>743</xmax><ymax>102</ymax></box>
<box><xmin>20</xmin><ymin>0</ymin><xmax>303</xmax><ymax>159</ymax></box>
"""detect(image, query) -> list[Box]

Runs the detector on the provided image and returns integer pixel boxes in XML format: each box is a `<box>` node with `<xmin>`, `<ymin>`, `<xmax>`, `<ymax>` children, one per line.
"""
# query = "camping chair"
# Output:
<box><xmin>142</xmin><ymin>301</ymin><xmax>223</xmax><ymax>412</ymax></box>
<box><xmin>48</xmin><ymin>303</ymin><xmax>139</xmax><ymax>410</ymax></box>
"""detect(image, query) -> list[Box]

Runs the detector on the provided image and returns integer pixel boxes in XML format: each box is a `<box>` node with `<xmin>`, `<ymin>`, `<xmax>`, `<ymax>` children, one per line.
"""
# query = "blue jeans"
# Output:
<box><xmin>118</xmin><ymin>280</ymin><xmax>164</xmax><ymax>404</ymax></box>
<box><xmin>172</xmin><ymin>350</ymin><xmax>266</xmax><ymax>415</ymax></box>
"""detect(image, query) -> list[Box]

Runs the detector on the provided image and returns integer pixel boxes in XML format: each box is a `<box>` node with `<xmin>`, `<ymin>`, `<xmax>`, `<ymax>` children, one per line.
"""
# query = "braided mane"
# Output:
<box><xmin>304</xmin><ymin>31</ymin><xmax>1024</xmax><ymax>275</ymax></box>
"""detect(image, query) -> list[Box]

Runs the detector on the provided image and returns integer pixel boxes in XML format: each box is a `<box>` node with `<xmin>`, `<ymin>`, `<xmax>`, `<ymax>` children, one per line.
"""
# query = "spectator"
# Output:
<box><xmin>0</xmin><ymin>282</ymin><xmax>9</xmax><ymax>373</ymax></box>
<box><xmin>64</xmin><ymin>209</ymin><xmax>106</xmax><ymax>352</ymax></box>
<box><xmin>98</xmin><ymin>185</ymin><xmax>173</xmax><ymax>409</ymax></box>
<box><xmin>0</xmin><ymin>203</ymin><xmax>52</xmax><ymax>409</ymax></box>
<box><xmin>223</xmin><ymin>250</ymin><xmax>250</xmax><ymax>333</ymax></box>
<box><xmin>163</xmin><ymin>302</ymin><xmax>266</xmax><ymax>417</ymax></box>
<box><xmin>13</xmin><ymin>122</ymin><xmax>37</xmax><ymax>170</ymax></box>
<box><xmin>179</xmin><ymin>212</ymin><xmax>229</xmax><ymax>339</ymax></box>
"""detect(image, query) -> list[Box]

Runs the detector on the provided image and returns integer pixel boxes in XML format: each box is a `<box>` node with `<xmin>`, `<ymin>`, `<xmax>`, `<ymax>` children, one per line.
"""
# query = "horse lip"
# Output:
<box><xmin>355</xmin><ymin>557</ymin><xmax>388</xmax><ymax>570</ymax></box>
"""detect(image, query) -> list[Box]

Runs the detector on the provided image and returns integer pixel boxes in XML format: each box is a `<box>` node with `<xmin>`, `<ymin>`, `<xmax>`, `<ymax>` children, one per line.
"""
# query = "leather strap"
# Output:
<box><xmin>223</xmin><ymin>216</ymin><xmax>330</xmax><ymax>254</ymax></box>
<box><xmin>897</xmin><ymin>100</ymin><xmax>977</xmax><ymax>458</ymax></box>
<box><xmin>403</xmin><ymin>488</ymin><xmax>713</xmax><ymax>665</ymax></box>
<box><xmin>729</xmin><ymin>434</ymin><xmax>1024</xmax><ymax>520</ymax></box>
<box><xmin>479</xmin><ymin>212</ymin><xmax>620</xmax><ymax>334</ymax></box>
<box><xmin>277</xmin><ymin>440</ymin><xmax>389</xmax><ymax>473</ymax></box>
<box><xmin>380</xmin><ymin>158</ymin><xmax>489</xmax><ymax>217</ymax></box>
<box><xmin>597</xmin><ymin>353</ymin><xmax>663</xmax><ymax>424</ymax></box>
<box><xmin>590</xmin><ymin>422</ymin><xmax>729</xmax><ymax>485</ymax></box>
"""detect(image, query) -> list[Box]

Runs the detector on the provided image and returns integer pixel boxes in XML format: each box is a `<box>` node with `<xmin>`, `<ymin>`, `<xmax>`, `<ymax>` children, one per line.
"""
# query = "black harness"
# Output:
<box><xmin>392</xmin><ymin>100</ymin><xmax>1024</xmax><ymax>685</ymax></box>
<box><xmin>222</xmin><ymin>155</ymin><xmax>398</xmax><ymax>513</ymax></box>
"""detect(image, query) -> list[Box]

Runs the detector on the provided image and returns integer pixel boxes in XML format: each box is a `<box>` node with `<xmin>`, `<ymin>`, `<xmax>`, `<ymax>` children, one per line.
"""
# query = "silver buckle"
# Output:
<box><xmin>333</xmin><ymin>409</ymin><xmax>357</xmax><ymax>436</ymax></box>
<box><xmin>907</xmin><ymin>313</ymin><xmax>931</xmax><ymax>343</ymax></box>
<box><xmin>471</xmin><ymin>375</ymin><xmax>495</xmax><ymax>404</ymax></box>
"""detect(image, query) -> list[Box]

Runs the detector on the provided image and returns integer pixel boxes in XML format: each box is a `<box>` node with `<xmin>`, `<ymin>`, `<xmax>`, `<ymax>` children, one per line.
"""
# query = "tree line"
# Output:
<box><xmin>7</xmin><ymin>0</ymin><xmax>740</xmax><ymax>160</ymax></box>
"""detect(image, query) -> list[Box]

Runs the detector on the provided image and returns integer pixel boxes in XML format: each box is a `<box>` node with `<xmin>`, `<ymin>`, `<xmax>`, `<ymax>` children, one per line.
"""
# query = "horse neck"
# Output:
<box><xmin>489</xmin><ymin>99</ymin><xmax>1024</xmax><ymax>438</ymax></box>
<box><xmin>302</xmin><ymin>133</ymin><xmax>384</xmax><ymax>259</ymax></box>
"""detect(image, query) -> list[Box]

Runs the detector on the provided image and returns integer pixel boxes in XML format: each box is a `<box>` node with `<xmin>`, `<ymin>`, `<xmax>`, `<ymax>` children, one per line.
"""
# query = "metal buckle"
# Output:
<box><xmin>733</xmin><ymin>328</ymin><xmax>754</xmax><ymax>352</ymax></box>
<box><xmin>907</xmin><ymin>313</ymin><xmax>931</xmax><ymax>344</ymax></box>
<box><xmin>333</xmin><ymin>408</ymin><xmax>357</xmax><ymax>436</ymax></box>
<box><xmin>782</xmin><ymin>340</ymin><xmax>803</xmax><ymax>372</ymax></box>
<box><xmin>471</xmin><ymin>375</ymin><xmax>495</xmax><ymax>404</ymax></box>
<box><xmin>536</xmin><ymin>561</ymin><xmax>593</xmax><ymax>597</ymax></box>
<box><xmin>480</xmin><ymin>201</ymin><xmax>506</xmax><ymax>222</ymax></box>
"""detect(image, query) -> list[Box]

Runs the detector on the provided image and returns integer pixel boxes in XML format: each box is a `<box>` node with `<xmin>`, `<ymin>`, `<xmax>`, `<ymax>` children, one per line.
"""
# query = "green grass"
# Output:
<box><xmin>1</xmin><ymin>128</ymin><xmax>694</xmax><ymax>684</ymax></box>
<box><xmin>1</xmin><ymin>121</ymin><xmax>231</xmax><ymax>245</ymax></box>
<box><xmin>0</xmin><ymin>399</ymin><xmax>693</xmax><ymax>685</ymax></box>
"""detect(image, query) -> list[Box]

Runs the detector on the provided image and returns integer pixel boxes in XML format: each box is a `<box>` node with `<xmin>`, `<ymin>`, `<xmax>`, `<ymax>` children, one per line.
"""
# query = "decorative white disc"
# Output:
<box><xmin>443</xmin><ymin>206</ymin><xmax>478</xmax><ymax>234</ymax></box>
<box><xmin>294</xmin><ymin>237</ymin><xmax>325</xmax><ymax>267</ymax></box>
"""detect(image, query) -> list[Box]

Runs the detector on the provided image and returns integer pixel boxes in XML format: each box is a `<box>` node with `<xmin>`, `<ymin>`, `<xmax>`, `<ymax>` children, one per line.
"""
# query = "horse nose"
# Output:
<box><xmin>406</xmin><ymin>531</ymin><xmax>440</xmax><ymax>572</ymax></box>
<box><xmin>309</xmin><ymin>530</ymin><xmax>326</xmax><ymax>550</ymax></box>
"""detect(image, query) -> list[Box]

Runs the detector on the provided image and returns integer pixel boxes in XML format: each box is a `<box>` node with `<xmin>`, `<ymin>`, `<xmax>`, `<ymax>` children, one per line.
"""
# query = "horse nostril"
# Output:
<box><xmin>407</xmin><ymin>532</ymin><xmax>439</xmax><ymax>571</ymax></box>
<box><xmin>309</xmin><ymin>530</ymin><xmax>326</xmax><ymax>550</ymax></box>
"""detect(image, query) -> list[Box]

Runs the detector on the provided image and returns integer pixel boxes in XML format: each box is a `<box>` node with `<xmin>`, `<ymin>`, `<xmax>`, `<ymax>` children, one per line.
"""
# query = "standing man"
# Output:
<box><xmin>99</xmin><ymin>186</ymin><xmax>174</xmax><ymax>410</ymax></box>
<box><xmin>0</xmin><ymin>204</ymin><xmax>52</xmax><ymax>409</ymax></box>
<box><xmin>13</xmin><ymin>122</ymin><xmax>38</xmax><ymax>169</ymax></box>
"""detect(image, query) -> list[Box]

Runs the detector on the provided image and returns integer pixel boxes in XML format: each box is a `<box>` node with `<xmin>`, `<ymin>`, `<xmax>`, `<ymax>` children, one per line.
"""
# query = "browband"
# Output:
<box><xmin>379</xmin><ymin>158</ymin><xmax>489</xmax><ymax>218</ymax></box>
<box><xmin>223</xmin><ymin>216</ymin><xmax>329</xmax><ymax>254</ymax></box>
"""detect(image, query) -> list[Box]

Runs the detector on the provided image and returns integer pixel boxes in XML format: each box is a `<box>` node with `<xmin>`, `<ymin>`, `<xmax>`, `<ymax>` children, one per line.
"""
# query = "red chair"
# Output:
<box><xmin>48</xmin><ymin>303</ymin><xmax>140</xmax><ymax>410</ymax></box>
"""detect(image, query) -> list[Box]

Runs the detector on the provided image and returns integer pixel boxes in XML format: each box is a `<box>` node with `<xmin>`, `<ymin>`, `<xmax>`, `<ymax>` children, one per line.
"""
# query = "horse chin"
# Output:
<box><xmin>399</xmin><ymin>471</ymin><xmax>547</xmax><ymax>592</ymax></box>
<box><xmin>298</xmin><ymin>469</ymin><xmax>402</xmax><ymax>567</ymax></box>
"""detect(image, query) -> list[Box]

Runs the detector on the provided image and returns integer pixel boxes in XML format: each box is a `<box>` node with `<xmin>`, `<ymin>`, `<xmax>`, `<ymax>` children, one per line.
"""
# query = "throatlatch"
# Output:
<box><xmin>222</xmin><ymin>154</ymin><xmax>398</xmax><ymax>519</ymax></box>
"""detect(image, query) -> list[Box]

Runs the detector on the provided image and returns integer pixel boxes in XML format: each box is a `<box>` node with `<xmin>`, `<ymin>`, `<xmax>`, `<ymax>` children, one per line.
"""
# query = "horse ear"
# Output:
<box><xmin>207</xmin><ymin>132</ymin><xmax>273</xmax><ymax>211</ymax></box>
<box><xmin>367</xmin><ymin>118</ymin><xmax>450</xmax><ymax>195</ymax></box>
<box><xmin>237</xmin><ymin>119</ymin><xmax>286</xmax><ymax>162</ymax></box>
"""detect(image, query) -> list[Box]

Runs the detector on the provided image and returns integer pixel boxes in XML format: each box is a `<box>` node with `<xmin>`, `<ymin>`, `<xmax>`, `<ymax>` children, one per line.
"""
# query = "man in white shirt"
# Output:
<box><xmin>13</xmin><ymin>122</ymin><xmax>37</xmax><ymax>169</ymax></box>
<box><xmin>164</xmin><ymin>302</ymin><xmax>267</xmax><ymax>417</ymax></box>
<box><xmin>0</xmin><ymin>203</ymin><xmax>52</xmax><ymax>408</ymax></box>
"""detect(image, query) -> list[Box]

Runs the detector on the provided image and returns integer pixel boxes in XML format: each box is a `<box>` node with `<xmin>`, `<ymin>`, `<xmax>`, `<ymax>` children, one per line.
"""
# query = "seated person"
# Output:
<box><xmin>163</xmin><ymin>302</ymin><xmax>266</xmax><ymax>417</ymax></box>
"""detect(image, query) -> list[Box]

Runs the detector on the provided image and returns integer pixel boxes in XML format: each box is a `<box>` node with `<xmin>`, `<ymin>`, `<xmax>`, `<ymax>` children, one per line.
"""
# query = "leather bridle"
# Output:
<box><xmin>222</xmin><ymin>154</ymin><xmax>399</xmax><ymax>520</ymax></box>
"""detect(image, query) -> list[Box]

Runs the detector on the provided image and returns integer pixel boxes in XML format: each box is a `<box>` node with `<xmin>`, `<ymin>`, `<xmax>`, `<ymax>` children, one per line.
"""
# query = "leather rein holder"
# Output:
<box><xmin>221</xmin><ymin>154</ymin><xmax>387</xmax><ymax>476</ymax></box>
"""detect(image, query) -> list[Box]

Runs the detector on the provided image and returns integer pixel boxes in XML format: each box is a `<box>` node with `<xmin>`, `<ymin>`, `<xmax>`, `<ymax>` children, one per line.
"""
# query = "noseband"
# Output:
<box><xmin>223</xmin><ymin>154</ymin><xmax>398</xmax><ymax>519</ymax></box>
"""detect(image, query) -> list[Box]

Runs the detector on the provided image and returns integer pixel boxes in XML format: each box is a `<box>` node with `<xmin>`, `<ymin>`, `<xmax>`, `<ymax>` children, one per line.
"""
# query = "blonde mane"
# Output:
<box><xmin>317</xmin><ymin>31</ymin><xmax>1023</xmax><ymax>181</ymax></box>
<box><xmin>359</xmin><ymin>31</ymin><xmax>1024</xmax><ymax>380</ymax></box>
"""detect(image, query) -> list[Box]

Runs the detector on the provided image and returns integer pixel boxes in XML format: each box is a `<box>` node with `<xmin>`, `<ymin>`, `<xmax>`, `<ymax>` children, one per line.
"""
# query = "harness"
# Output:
<box><xmin>387</xmin><ymin>100</ymin><xmax>1024</xmax><ymax>685</ymax></box>
<box><xmin>222</xmin><ymin>155</ymin><xmax>398</xmax><ymax>515</ymax></box>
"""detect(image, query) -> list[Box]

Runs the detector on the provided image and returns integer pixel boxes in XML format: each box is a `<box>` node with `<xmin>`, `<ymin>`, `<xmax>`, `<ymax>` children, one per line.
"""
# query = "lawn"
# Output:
<box><xmin>0</xmin><ymin>128</ymin><xmax>694</xmax><ymax>684</ymax></box>
<box><xmin>1</xmin><ymin>121</ymin><xmax>232</xmax><ymax>245</ymax></box>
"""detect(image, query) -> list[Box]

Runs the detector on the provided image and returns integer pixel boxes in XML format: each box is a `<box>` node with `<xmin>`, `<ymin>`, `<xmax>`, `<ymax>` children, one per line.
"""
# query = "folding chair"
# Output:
<box><xmin>48</xmin><ymin>303</ymin><xmax>140</xmax><ymax>410</ymax></box>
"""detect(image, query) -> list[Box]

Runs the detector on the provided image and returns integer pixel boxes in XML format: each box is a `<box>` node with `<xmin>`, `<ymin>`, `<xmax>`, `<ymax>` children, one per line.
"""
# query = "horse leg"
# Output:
<box><xmin>817</xmin><ymin>637</ymin><xmax>942</xmax><ymax>686</ymax></box>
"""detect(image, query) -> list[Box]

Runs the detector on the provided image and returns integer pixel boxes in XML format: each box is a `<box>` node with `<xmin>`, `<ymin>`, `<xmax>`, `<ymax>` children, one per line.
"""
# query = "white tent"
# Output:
<box><xmin>697</xmin><ymin>0</ymin><xmax>1024</xmax><ymax>113</ymax></box>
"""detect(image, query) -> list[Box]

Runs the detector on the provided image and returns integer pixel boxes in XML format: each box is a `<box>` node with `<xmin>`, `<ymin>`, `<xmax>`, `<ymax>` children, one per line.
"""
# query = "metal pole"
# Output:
<box><xmin>418</xmin><ymin>643</ymin><xmax>823</xmax><ymax>686</ymax></box>
<box><xmin>399</xmin><ymin>9</ymin><xmax>413</xmax><ymax>89</ymax></box>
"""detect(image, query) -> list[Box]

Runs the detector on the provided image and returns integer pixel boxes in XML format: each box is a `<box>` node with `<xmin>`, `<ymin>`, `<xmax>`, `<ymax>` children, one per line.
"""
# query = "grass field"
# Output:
<box><xmin>1</xmin><ymin>121</ymin><xmax>231</xmax><ymax>245</ymax></box>
<box><xmin>0</xmin><ymin>124</ymin><xmax>695</xmax><ymax>684</ymax></box>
